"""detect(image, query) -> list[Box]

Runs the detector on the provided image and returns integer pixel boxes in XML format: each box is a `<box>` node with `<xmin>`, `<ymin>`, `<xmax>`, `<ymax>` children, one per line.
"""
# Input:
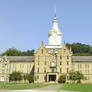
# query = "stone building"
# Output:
<box><xmin>0</xmin><ymin>13</ymin><xmax>92</xmax><ymax>83</ymax></box>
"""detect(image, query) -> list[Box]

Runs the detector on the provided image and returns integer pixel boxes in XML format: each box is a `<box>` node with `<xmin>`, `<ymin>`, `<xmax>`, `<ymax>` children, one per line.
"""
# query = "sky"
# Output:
<box><xmin>0</xmin><ymin>0</ymin><xmax>92</xmax><ymax>53</ymax></box>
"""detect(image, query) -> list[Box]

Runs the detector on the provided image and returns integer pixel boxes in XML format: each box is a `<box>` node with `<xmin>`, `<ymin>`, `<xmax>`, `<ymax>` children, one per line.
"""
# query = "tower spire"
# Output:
<box><xmin>54</xmin><ymin>7</ymin><xmax>56</xmax><ymax>18</ymax></box>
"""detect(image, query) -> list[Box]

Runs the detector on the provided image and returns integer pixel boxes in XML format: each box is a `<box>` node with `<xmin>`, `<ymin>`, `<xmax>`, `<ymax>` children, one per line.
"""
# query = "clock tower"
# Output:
<box><xmin>46</xmin><ymin>11</ymin><xmax>62</xmax><ymax>48</ymax></box>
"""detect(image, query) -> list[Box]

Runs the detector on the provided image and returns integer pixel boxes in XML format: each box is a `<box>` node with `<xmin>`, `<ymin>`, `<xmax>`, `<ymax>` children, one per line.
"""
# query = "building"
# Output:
<box><xmin>0</xmin><ymin>13</ymin><xmax>92</xmax><ymax>83</ymax></box>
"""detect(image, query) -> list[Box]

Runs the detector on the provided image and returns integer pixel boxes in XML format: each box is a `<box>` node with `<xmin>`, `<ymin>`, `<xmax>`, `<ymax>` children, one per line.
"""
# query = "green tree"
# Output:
<box><xmin>1</xmin><ymin>48</ymin><xmax>22</xmax><ymax>56</ymax></box>
<box><xmin>69</xmin><ymin>71</ymin><xmax>78</xmax><ymax>83</ymax></box>
<box><xmin>9</xmin><ymin>72</ymin><xmax>23</xmax><ymax>82</ymax></box>
<box><xmin>24</xmin><ymin>74</ymin><xmax>34</xmax><ymax>83</ymax></box>
<box><xmin>76</xmin><ymin>71</ymin><xmax>85</xmax><ymax>83</ymax></box>
<box><xmin>22</xmin><ymin>49</ymin><xmax>34</xmax><ymax>56</ymax></box>
<box><xmin>69</xmin><ymin>71</ymin><xmax>85</xmax><ymax>83</ymax></box>
<box><xmin>1</xmin><ymin>48</ymin><xmax>34</xmax><ymax>56</ymax></box>
<box><xmin>58</xmin><ymin>74</ymin><xmax>66</xmax><ymax>83</ymax></box>
<box><xmin>66</xmin><ymin>43</ymin><xmax>92</xmax><ymax>56</ymax></box>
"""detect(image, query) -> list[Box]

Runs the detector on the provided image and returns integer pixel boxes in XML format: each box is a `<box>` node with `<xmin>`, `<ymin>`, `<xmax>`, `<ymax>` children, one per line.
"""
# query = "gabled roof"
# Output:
<box><xmin>72</xmin><ymin>56</ymin><xmax>92</xmax><ymax>62</ymax></box>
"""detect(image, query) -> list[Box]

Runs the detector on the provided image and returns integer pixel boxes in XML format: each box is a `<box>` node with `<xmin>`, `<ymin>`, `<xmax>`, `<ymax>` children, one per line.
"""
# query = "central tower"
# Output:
<box><xmin>46</xmin><ymin>11</ymin><xmax>62</xmax><ymax>48</ymax></box>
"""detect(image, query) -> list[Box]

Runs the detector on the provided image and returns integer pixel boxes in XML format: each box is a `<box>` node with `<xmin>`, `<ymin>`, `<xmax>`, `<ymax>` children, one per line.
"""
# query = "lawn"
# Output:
<box><xmin>0</xmin><ymin>83</ymin><xmax>50</xmax><ymax>90</ymax></box>
<box><xmin>60</xmin><ymin>84</ymin><xmax>92</xmax><ymax>92</ymax></box>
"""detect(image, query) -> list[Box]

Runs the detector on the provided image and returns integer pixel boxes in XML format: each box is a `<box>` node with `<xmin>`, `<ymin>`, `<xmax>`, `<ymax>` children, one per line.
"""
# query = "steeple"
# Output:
<box><xmin>52</xmin><ymin>8</ymin><xmax>59</xmax><ymax>30</ymax></box>
<box><xmin>45</xmin><ymin>9</ymin><xmax>63</xmax><ymax>48</ymax></box>
<box><xmin>54</xmin><ymin>7</ymin><xmax>56</xmax><ymax>18</ymax></box>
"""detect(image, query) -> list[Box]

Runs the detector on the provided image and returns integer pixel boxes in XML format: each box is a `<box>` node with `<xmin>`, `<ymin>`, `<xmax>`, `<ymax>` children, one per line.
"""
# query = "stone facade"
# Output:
<box><xmin>34</xmin><ymin>42</ymin><xmax>72</xmax><ymax>83</ymax></box>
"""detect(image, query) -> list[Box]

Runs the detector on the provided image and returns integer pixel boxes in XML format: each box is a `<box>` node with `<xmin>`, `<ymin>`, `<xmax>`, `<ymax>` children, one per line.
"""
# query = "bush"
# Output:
<box><xmin>58</xmin><ymin>74</ymin><xmax>66</xmax><ymax>83</ymax></box>
<box><xmin>9</xmin><ymin>72</ymin><xmax>23</xmax><ymax>82</ymax></box>
<box><xmin>24</xmin><ymin>74</ymin><xmax>34</xmax><ymax>83</ymax></box>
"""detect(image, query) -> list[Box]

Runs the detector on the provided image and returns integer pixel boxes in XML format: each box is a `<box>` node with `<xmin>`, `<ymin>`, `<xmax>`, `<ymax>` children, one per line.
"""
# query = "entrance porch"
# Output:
<box><xmin>46</xmin><ymin>72</ymin><xmax>59</xmax><ymax>83</ymax></box>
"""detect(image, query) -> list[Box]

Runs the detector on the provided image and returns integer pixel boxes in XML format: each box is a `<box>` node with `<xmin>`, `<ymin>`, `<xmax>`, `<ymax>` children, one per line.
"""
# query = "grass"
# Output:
<box><xmin>0</xmin><ymin>83</ymin><xmax>51</xmax><ymax>90</ymax></box>
<box><xmin>60</xmin><ymin>84</ymin><xmax>92</xmax><ymax>92</ymax></box>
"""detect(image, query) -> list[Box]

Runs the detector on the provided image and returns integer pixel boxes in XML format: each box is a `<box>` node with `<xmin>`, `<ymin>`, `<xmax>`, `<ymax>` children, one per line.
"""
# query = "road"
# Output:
<box><xmin>0</xmin><ymin>85</ymin><xmax>78</xmax><ymax>92</ymax></box>
<box><xmin>0</xmin><ymin>85</ymin><xmax>60</xmax><ymax>92</ymax></box>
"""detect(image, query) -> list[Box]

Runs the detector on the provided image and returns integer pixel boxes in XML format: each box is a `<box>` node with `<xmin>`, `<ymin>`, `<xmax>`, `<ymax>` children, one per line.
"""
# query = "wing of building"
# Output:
<box><xmin>0</xmin><ymin>13</ymin><xmax>92</xmax><ymax>83</ymax></box>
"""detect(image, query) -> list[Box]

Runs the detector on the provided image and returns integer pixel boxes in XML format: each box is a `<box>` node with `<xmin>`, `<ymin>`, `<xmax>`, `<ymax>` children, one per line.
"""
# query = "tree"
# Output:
<box><xmin>1</xmin><ymin>48</ymin><xmax>22</xmax><ymax>56</ymax></box>
<box><xmin>24</xmin><ymin>74</ymin><xmax>34</xmax><ymax>83</ymax></box>
<box><xmin>58</xmin><ymin>74</ymin><xmax>66</xmax><ymax>83</ymax></box>
<box><xmin>69</xmin><ymin>71</ymin><xmax>78</xmax><ymax>83</ymax></box>
<box><xmin>66</xmin><ymin>43</ymin><xmax>92</xmax><ymax>56</ymax></box>
<box><xmin>1</xmin><ymin>48</ymin><xmax>34</xmax><ymax>56</ymax></box>
<box><xmin>22</xmin><ymin>49</ymin><xmax>34</xmax><ymax>56</ymax></box>
<box><xmin>76</xmin><ymin>71</ymin><xmax>85</xmax><ymax>83</ymax></box>
<box><xmin>9</xmin><ymin>72</ymin><xmax>23</xmax><ymax>82</ymax></box>
<box><xmin>69</xmin><ymin>71</ymin><xmax>85</xmax><ymax>83</ymax></box>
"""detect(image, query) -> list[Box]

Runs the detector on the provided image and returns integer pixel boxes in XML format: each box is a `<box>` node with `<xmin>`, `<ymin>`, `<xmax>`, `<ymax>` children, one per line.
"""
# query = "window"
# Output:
<box><xmin>52</xmin><ymin>68</ymin><xmax>54</xmax><ymax>72</ymax></box>
<box><xmin>60</xmin><ymin>68</ymin><xmax>62</xmax><ymax>73</ymax></box>
<box><xmin>20</xmin><ymin>64</ymin><xmax>22</xmax><ymax>68</ymax></box>
<box><xmin>66</xmin><ymin>68</ymin><xmax>69</xmax><ymax>73</ymax></box>
<box><xmin>85</xmin><ymin>64</ymin><xmax>90</xmax><ymax>68</ymax></box>
<box><xmin>78</xmin><ymin>64</ymin><xmax>82</xmax><ymax>69</ymax></box>
<box><xmin>38</xmin><ymin>55</ymin><xmax>40</xmax><ymax>60</ymax></box>
<box><xmin>2</xmin><ymin>69</ymin><xmax>5</xmax><ymax>74</ymax></box>
<box><xmin>60</xmin><ymin>56</ymin><xmax>62</xmax><ymax>60</ymax></box>
<box><xmin>86</xmin><ymin>70</ymin><xmax>89</xmax><ymax>75</ymax></box>
<box><xmin>88</xmin><ymin>65</ymin><xmax>90</xmax><ymax>68</ymax></box>
<box><xmin>72</xmin><ymin>64</ymin><xmax>75</xmax><ymax>69</ymax></box>
<box><xmin>38</xmin><ymin>61</ymin><xmax>40</xmax><ymax>66</ymax></box>
<box><xmin>64</xmin><ymin>49</ymin><xmax>66</xmax><ymax>54</ymax></box>
<box><xmin>67</xmin><ymin>56</ymin><xmax>69</xmax><ymax>59</ymax></box>
<box><xmin>44</xmin><ymin>61</ymin><xmax>46</xmax><ymax>66</ymax></box>
<box><xmin>27</xmin><ymin>69</ymin><xmax>29</xmax><ymax>73</ymax></box>
<box><xmin>44</xmin><ymin>68</ymin><xmax>46</xmax><ymax>73</ymax></box>
<box><xmin>67</xmin><ymin>61</ymin><xmax>69</xmax><ymax>66</ymax></box>
<box><xmin>27</xmin><ymin>64</ymin><xmax>29</xmax><ymax>69</ymax></box>
<box><xmin>2</xmin><ymin>64</ymin><xmax>4</xmax><ymax>68</ymax></box>
<box><xmin>60</xmin><ymin>61</ymin><xmax>62</xmax><ymax>65</ymax></box>
<box><xmin>44</xmin><ymin>56</ymin><xmax>46</xmax><ymax>65</ymax></box>
<box><xmin>6</xmin><ymin>69</ymin><xmax>8</xmax><ymax>73</ymax></box>
<box><xmin>41</xmin><ymin>49</ymin><xmax>43</xmax><ymax>54</ymax></box>
<box><xmin>37</xmin><ymin>68</ymin><xmax>39</xmax><ymax>73</ymax></box>
<box><xmin>29</xmin><ymin>64</ymin><xmax>31</xmax><ymax>68</ymax></box>
<box><xmin>44</xmin><ymin>75</ymin><xmax>46</xmax><ymax>81</ymax></box>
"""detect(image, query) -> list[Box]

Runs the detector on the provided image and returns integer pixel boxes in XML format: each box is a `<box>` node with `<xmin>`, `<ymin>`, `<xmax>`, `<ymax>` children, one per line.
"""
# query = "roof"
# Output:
<box><xmin>0</xmin><ymin>56</ymin><xmax>92</xmax><ymax>62</ymax></box>
<box><xmin>0</xmin><ymin>56</ymin><xmax>34</xmax><ymax>62</ymax></box>
<box><xmin>72</xmin><ymin>56</ymin><xmax>92</xmax><ymax>62</ymax></box>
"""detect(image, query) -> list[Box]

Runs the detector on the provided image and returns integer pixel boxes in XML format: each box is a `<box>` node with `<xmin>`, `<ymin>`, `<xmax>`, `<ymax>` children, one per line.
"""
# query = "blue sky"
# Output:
<box><xmin>0</xmin><ymin>0</ymin><xmax>92</xmax><ymax>53</ymax></box>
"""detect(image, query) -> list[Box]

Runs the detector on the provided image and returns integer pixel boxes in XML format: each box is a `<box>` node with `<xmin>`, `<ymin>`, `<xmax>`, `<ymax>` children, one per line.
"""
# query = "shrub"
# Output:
<box><xmin>58</xmin><ymin>74</ymin><xmax>66</xmax><ymax>83</ymax></box>
<box><xmin>24</xmin><ymin>74</ymin><xmax>34</xmax><ymax>83</ymax></box>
